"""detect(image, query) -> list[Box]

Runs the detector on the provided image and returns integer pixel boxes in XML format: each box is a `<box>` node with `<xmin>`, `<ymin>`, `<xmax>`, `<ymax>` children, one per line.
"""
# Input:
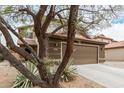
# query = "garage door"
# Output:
<box><xmin>105</xmin><ymin>48</ymin><xmax>124</xmax><ymax>61</ymax></box>
<box><xmin>62</xmin><ymin>43</ymin><xmax>98</xmax><ymax>65</ymax></box>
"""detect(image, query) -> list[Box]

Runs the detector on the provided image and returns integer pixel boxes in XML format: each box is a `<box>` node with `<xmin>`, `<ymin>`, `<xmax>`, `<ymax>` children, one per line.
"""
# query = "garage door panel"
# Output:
<box><xmin>62</xmin><ymin>43</ymin><xmax>98</xmax><ymax>65</ymax></box>
<box><xmin>105</xmin><ymin>48</ymin><xmax>124</xmax><ymax>61</ymax></box>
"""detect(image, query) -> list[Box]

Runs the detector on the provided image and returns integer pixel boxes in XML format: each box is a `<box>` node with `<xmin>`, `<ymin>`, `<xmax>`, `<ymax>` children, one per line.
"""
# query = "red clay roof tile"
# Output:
<box><xmin>105</xmin><ymin>41</ymin><xmax>124</xmax><ymax>49</ymax></box>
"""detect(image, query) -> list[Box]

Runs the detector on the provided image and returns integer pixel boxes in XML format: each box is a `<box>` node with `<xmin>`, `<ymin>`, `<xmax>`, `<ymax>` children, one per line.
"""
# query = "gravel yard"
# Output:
<box><xmin>60</xmin><ymin>75</ymin><xmax>104</xmax><ymax>88</ymax></box>
<box><xmin>0</xmin><ymin>61</ymin><xmax>18</xmax><ymax>88</ymax></box>
<box><xmin>0</xmin><ymin>60</ymin><xmax>103</xmax><ymax>88</ymax></box>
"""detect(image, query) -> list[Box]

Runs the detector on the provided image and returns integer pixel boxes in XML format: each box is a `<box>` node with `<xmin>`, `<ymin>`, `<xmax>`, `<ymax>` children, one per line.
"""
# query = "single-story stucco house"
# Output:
<box><xmin>94</xmin><ymin>34</ymin><xmax>124</xmax><ymax>61</ymax></box>
<box><xmin>105</xmin><ymin>41</ymin><xmax>124</xmax><ymax>61</ymax></box>
<box><xmin>93</xmin><ymin>34</ymin><xmax>117</xmax><ymax>43</ymax></box>
<box><xmin>17</xmin><ymin>25</ymin><xmax>107</xmax><ymax>65</ymax></box>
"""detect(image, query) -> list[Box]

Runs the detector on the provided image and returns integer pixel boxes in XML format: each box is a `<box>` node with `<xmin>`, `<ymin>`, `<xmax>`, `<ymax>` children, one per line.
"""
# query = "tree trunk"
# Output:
<box><xmin>36</xmin><ymin>35</ymin><xmax>49</xmax><ymax>82</ymax></box>
<box><xmin>0</xmin><ymin>43</ymin><xmax>49</xmax><ymax>88</ymax></box>
<box><xmin>33</xmin><ymin>5</ymin><xmax>55</xmax><ymax>85</ymax></box>
<box><xmin>53</xmin><ymin>5</ymin><xmax>79</xmax><ymax>87</ymax></box>
<box><xmin>0</xmin><ymin>5</ymin><xmax>80</xmax><ymax>88</ymax></box>
<box><xmin>38</xmin><ymin>36</ymin><xmax>48</xmax><ymax>59</ymax></box>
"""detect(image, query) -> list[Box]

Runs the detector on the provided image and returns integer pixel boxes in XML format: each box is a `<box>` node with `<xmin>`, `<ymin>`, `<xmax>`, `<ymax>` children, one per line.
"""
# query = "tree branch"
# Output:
<box><xmin>41</xmin><ymin>5</ymin><xmax>56</xmax><ymax>35</ymax></box>
<box><xmin>54</xmin><ymin>7</ymin><xmax>99</xmax><ymax>16</ymax></box>
<box><xmin>19</xmin><ymin>8</ymin><xmax>36</xmax><ymax>20</ymax></box>
<box><xmin>33</xmin><ymin>5</ymin><xmax>48</xmax><ymax>38</ymax></box>
<box><xmin>109</xmin><ymin>5</ymin><xmax>118</xmax><ymax>17</ymax></box>
<box><xmin>0</xmin><ymin>43</ymin><xmax>48</xmax><ymax>87</ymax></box>
<box><xmin>36</xmin><ymin>5</ymin><xmax>48</xmax><ymax>22</ymax></box>
<box><xmin>50</xmin><ymin>24</ymin><xmax>67</xmax><ymax>35</ymax></box>
<box><xmin>0</xmin><ymin>15</ymin><xmax>43</xmax><ymax>64</ymax></box>
<box><xmin>53</xmin><ymin>5</ymin><xmax>79</xmax><ymax>87</ymax></box>
<box><xmin>54</xmin><ymin>6</ymin><xmax>115</xmax><ymax>17</ymax></box>
<box><xmin>0</xmin><ymin>22</ymin><xmax>39</xmax><ymax>65</ymax></box>
<box><xmin>54</xmin><ymin>8</ymin><xmax>70</xmax><ymax>16</ymax></box>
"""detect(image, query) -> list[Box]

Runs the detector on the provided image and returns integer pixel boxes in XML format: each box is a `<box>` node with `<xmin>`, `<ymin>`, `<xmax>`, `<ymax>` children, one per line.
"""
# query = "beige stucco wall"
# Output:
<box><xmin>49</xmin><ymin>38</ymin><xmax>105</xmax><ymax>64</ymax></box>
<box><xmin>105</xmin><ymin>48</ymin><xmax>124</xmax><ymax>61</ymax></box>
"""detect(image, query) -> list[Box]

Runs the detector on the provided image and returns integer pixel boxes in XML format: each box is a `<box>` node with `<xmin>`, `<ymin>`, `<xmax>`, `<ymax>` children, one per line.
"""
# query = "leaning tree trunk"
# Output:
<box><xmin>0</xmin><ymin>5</ymin><xmax>79</xmax><ymax>88</ymax></box>
<box><xmin>37</xmin><ymin>35</ymin><xmax>49</xmax><ymax>82</ymax></box>
<box><xmin>52</xmin><ymin>5</ymin><xmax>79</xmax><ymax>87</ymax></box>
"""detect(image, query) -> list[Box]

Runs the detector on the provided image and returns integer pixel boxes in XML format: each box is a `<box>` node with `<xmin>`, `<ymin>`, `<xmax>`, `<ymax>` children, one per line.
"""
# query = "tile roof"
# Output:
<box><xmin>17</xmin><ymin>33</ymin><xmax>107</xmax><ymax>46</ymax></box>
<box><xmin>17</xmin><ymin>38</ymin><xmax>37</xmax><ymax>45</ymax></box>
<box><xmin>105</xmin><ymin>41</ymin><xmax>124</xmax><ymax>49</ymax></box>
<box><xmin>51</xmin><ymin>32</ymin><xmax>107</xmax><ymax>44</ymax></box>
<box><xmin>17</xmin><ymin>25</ymin><xmax>107</xmax><ymax>45</ymax></box>
<box><xmin>94</xmin><ymin>34</ymin><xmax>113</xmax><ymax>40</ymax></box>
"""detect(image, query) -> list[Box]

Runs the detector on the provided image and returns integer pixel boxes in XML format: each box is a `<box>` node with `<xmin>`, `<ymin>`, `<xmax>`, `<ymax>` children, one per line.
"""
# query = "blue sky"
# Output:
<box><xmin>112</xmin><ymin>15</ymin><xmax>124</xmax><ymax>24</ymax></box>
<box><xmin>101</xmin><ymin>15</ymin><xmax>124</xmax><ymax>41</ymax></box>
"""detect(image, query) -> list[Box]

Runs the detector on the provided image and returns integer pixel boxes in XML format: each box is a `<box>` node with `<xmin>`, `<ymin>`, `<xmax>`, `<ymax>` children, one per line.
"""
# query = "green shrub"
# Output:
<box><xmin>60</xmin><ymin>64</ymin><xmax>77</xmax><ymax>82</ymax></box>
<box><xmin>44</xmin><ymin>58</ymin><xmax>77</xmax><ymax>82</ymax></box>
<box><xmin>13</xmin><ymin>62</ymin><xmax>38</xmax><ymax>88</ymax></box>
<box><xmin>13</xmin><ymin>59</ymin><xmax>77</xmax><ymax>88</ymax></box>
<box><xmin>13</xmin><ymin>72</ymin><xmax>33</xmax><ymax>88</ymax></box>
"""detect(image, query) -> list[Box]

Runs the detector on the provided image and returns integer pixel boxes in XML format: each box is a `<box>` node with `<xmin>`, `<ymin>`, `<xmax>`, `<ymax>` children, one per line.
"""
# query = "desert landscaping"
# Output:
<box><xmin>0</xmin><ymin>60</ymin><xmax>104</xmax><ymax>88</ymax></box>
<box><xmin>0</xmin><ymin>5</ymin><xmax>124</xmax><ymax>88</ymax></box>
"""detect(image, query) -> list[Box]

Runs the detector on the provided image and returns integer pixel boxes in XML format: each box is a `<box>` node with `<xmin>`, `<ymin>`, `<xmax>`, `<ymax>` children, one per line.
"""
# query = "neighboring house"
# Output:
<box><xmin>17</xmin><ymin>25</ymin><xmax>107</xmax><ymax>65</ymax></box>
<box><xmin>105</xmin><ymin>41</ymin><xmax>124</xmax><ymax>61</ymax></box>
<box><xmin>94</xmin><ymin>34</ymin><xmax>124</xmax><ymax>61</ymax></box>
<box><xmin>94</xmin><ymin>34</ymin><xmax>117</xmax><ymax>43</ymax></box>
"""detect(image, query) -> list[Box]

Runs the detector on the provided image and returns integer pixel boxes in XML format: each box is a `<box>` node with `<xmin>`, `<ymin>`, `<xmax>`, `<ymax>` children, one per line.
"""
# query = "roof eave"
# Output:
<box><xmin>49</xmin><ymin>34</ymin><xmax>107</xmax><ymax>45</ymax></box>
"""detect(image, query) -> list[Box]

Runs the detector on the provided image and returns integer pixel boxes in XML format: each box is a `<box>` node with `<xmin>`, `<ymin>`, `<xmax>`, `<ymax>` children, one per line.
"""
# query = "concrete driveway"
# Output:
<box><xmin>104</xmin><ymin>61</ymin><xmax>124</xmax><ymax>69</ymax></box>
<box><xmin>76</xmin><ymin>64</ymin><xmax>124</xmax><ymax>88</ymax></box>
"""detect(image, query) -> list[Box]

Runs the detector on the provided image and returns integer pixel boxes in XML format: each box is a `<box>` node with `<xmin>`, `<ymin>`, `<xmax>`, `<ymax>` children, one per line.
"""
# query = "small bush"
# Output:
<box><xmin>13</xmin><ymin>62</ymin><xmax>38</xmax><ymax>88</ymax></box>
<box><xmin>60</xmin><ymin>65</ymin><xmax>77</xmax><ymax>82</ymax></box>
<box><xmin>13</xmin><ymin>72</ymin><xmax>33</xmax><ymax>88</ymax></box>
<box><xmin>13</xmin><ymin>58</ymin><xmax>77</xmax><ymax>87</ymax></box>
<box><xmin>45</xmin><ymin>58</ymin><xmax>77</xmax><ymax>82</ymax></box>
